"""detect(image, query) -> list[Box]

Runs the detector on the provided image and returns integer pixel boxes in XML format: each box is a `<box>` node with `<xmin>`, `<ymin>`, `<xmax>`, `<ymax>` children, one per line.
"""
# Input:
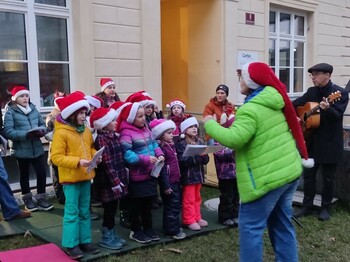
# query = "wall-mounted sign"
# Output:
<box><xmin>245</xmin><ymin>13</ymin><xmax>255</xmax><ymax>25</ymax></box>
<box><xmin>237</xmin><ymin>51</ymin><xmax>259</xmax><ymax>69</ymax></box>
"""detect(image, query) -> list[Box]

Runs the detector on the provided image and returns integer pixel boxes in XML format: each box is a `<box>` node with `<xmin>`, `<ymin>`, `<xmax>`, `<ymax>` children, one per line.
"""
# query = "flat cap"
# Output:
<box><xmin>308</xmin><ymin>63</ymin><xmax>333</xmax><ymax>74</ymax></box>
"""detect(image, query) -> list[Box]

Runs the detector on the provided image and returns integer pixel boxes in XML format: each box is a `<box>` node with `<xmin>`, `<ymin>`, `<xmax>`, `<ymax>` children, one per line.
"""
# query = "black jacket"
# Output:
<box><xmin>293</xmin><ymin>81</ymin><xmax>349</xmax><ymax>163</ymax></box>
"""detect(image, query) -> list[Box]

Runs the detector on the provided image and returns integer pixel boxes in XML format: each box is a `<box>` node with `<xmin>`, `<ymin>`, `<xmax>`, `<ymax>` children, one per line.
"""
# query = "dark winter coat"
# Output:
<box><xmin>94</xmin><ymin>130</ymin><xmax>129</xmax><ymax>203</ymax></box>
<box><xmin>293</xmin><ymin>81</ymin><xmax>348</xmax><ymax>163</ymax></box>
<box><xmin>213</xmin><ymin>147</ymin><xmax>236</xmax><ymax>180</ymax></box>
<box><xmin>158</xmin><ymin>142</ymin><xmax>181</xmax><ymax>192</ymax></box>
<box><xmin>175</xmin><ymin>138</ymin><xmax>209</xmax><ymax>185</ymax></box>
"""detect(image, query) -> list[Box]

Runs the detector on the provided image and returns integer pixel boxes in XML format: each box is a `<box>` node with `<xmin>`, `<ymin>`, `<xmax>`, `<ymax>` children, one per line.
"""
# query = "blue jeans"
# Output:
<box><xmin>0</xmin><ymin>157</ymin><xmax>21</xmax><ymax>220</ymax></box>
<box><xmin>239</xmin><ymin>179</ymin><xmax>299</xmax><ymax>262</ymax></box>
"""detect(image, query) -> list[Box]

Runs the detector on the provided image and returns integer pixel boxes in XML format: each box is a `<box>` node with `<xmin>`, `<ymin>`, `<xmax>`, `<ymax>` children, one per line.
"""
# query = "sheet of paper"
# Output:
<box><xmin>182</xmin><ymin>144</ymin><xmax>225</xmax><ymax>157</ymax></box>
<box><xmin>27</xmin><ymin>126</ymin><xmax>46</xmax><ymax>133</ymax></box>
<box><xmin>150</xmin><ymin>160</ymin><xmax>164</xmax><ymax>178</ymax></box>
<box><xmin>87</xmin><ymin>146</ymin><xmax>105</xmax><ymax>173</ymax></box>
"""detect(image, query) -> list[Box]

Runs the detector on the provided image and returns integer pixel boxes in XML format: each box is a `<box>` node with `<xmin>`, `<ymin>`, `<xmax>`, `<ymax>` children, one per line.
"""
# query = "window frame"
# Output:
<box><xmin>269</xmin><ymin>8</ymin><xmax>307</xmax><ymax>96</ymax></box>
<box><xmin>0</xmin><ymin>0</ymin><xmax>73</xmax><ymax>111</ymax></box>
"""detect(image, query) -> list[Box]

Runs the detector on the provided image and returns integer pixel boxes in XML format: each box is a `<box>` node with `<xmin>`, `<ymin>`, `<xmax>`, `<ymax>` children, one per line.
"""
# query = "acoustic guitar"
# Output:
<box><xmin>296</xmin><ymin>91</ymin><xmax>342</xmax><ymax>139</ymax></box>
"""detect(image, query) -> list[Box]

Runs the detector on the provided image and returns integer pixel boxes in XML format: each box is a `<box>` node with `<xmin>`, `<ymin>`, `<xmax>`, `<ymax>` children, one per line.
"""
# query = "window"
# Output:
<box><xmin>269</xmin><ymin>10</ymin><xmax>306</xmax><ymax>94</ymax></box>
<box><xmin>0</xmin><ymin>0</ymin><xmax>71</xmax><ymax>109</ymax></box>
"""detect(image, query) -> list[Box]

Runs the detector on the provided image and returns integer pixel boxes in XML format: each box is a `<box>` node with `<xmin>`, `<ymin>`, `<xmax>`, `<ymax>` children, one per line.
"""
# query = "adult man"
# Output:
<box><xmin>293</xmin><ymin>63</ymin><xmax>349</xmax><ymax>221</ymax></box>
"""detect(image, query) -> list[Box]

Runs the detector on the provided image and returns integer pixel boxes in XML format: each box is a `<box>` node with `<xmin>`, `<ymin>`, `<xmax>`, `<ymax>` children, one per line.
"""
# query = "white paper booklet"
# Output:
<box><xmin>87</xmin><ymin>146</ymin><xmax>105</xmax><ymax>173</ymax></box>
<box><xmin>150</xmin><ymin>160</ymin><xmax>164</xmax><ymax>178</ymax></box>
<box><xmin>182</xmin><ymin>144</ymin><xmax>225</xmax><ymax>157</ymax></box>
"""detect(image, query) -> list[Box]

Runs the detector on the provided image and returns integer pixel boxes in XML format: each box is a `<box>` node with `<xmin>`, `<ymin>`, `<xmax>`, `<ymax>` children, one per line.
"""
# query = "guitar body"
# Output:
<box><xmin>297</xmin><ymin>102</ymin><xmax>320</xmax><ymax>140</ymax></box>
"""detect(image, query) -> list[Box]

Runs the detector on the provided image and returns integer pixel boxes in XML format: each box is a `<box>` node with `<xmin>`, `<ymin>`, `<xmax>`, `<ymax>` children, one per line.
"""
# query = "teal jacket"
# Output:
<box><xmin>204</xmin><ymin>86</ymin><xmax>302</xmax><ymax>203</ymax></box>
<box><xmin>4</xmin><ymin>102</ymin><xmax>45</xmax><ymax>159</ymax></box>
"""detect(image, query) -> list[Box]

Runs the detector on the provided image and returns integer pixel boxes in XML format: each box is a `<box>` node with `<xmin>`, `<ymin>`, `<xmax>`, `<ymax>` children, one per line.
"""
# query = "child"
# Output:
<box><xmin>4</xmin><ymin>86</ymin><xmax>53</xmax><ymax>212</ymax></box>
<box><xmin>118</xmin><ymin>102</ymin><xmax>164</xmax><ymax>244</ymax></box>
<box><xmin>90</xmin><ymin>106</ymin><xmax>129</xmax><ymax>250</ymax></box>
<box><xmin>166</xmin><ymin>99</ymin><xmax>191</xmax><ymax>139</ymax></box>
<box><xmin>51</xmin><ymin>92</ymin><xmax>100</xmax><ymax>259</ymax></box>
<box><xmin>95</xmin><ymin>78</ymin><xmax>120</xmax><ymax>107</ymax></box>
<box><xmin>175</xmin><ymin>117</ymin><xmax>209</xmax><ymax>231</ymax></box>
<box><xmin>149</xmin><ymin>119</ymin><xmax>186</xmax><ymax>240</ymax></box>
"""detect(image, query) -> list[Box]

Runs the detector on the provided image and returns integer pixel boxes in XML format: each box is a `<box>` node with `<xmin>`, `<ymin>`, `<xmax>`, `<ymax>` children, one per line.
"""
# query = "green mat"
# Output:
<box><xmin>3</xmin><ymin>202</ymin><xmax>226</xmax><ymax>261</ymax></box>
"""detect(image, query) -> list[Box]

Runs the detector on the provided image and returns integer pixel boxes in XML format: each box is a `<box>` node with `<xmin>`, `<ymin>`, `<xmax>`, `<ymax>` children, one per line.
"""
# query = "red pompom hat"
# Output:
<box><xmin>100</xmin><ymin>78</ymin><xmax>115</xmax><ymax>92</ymax></box>
<box><xmin>118</xmin><ymin>102</ymin><xmax>142</xmax><ymax>124</ymax></box>
<box><xmin>125</xmin><ymin>91</ymin><xmax>156</xmax><ymax>107</ymax></box>
<box><xmin>89</xmin><ymin>107</ymin><xmax>117</xmax><ymax>130</ymax></box>
<box><xmin>85</xmin><ymin>95</ymin><xmax>103</xmax><ymax>109</ymax></box>
<box><xmin>110</xmin><ymin>101</ymin><xmax>132</xmax><ymax>132</ymax></box>
<box><xmin>11</xmin><ymin>86</ymin><xmax>30</xmax><ymax>101</ymax></box>
<box><xmin>56</xmin><ymin>91</ymin><xmax>90</xmax><ymax>120</ymax></box>
<box><xmin>166</xmin><ymin>99</ymin><xmax>186</xmax><ymax>110</ymax></box>
<box><xmin>240</xmin><ymin>62</ymin><xmax>314</xmax><ymax>168</ymax></box>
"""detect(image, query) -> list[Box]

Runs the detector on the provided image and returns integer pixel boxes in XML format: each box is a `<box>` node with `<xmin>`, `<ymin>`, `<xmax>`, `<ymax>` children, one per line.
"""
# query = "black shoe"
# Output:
<box><xmin>318</xmin><ymin>208</ymin><xmax>330</xmax><ymax>221</ymax></box>
<box><xmin>293</xmin><ymin>207</ymin><xmax>311</xmax><ymax>218</ymax></box>
<box><xmin>91</xmin><ymin>200</ymin><xmax>102</xmax><ymax>207</ymax></box>
<box><xmin>37</xmin><ymin>199</ymin><xmax>54</xmax><ymax>211</ymax></box>
<box><xmin>24</xmin><ymin>198</ymin><xmax>38</xmax><ymax>212</ymax></box>
<box><xmin>129</xmin><ymin>231</ymin><xmax>151</xmax><ymax>244</ymax></box>
<box><xmin>79</xmin><ymin>243</ymin><xmax>99</xmax><ymax>254</ymax></box>
<box><xmin>144</xmin><ymin>229</ymin><xmax>160</xmax><ymax>242</ymax></box>
<box><xmin>66</xmin><ymin>245</ymin><xmax>84</xmax><ymax>260</ymax></box>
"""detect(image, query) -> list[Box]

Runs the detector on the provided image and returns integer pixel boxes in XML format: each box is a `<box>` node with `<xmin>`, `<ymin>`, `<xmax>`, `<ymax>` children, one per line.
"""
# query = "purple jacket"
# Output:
<box><xmin>213</xmin><ymin>147</ymin><xmax>236</xmax><ymax>180</ymax></box>
<box><xmin>119</xmin><ymin>120</ymin><xmax>164</xmax><ymax>182</ymax></box>
<box><xmin>158</xmin><ymin>142</ymin><xmax>181</xmax><ymax>191</ymax></box>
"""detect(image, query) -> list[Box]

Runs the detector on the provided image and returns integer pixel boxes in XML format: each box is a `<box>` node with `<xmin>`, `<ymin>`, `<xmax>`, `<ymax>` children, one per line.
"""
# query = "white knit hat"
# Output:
<box><xmin>180</xmin><ymin>117</ymin><xmax>198</xmax><ymax>133</ymax></box>
<box><xmin>149</xmin><ymin>119</ymin><xmax>176</xmax><ymax>139</ymax></box>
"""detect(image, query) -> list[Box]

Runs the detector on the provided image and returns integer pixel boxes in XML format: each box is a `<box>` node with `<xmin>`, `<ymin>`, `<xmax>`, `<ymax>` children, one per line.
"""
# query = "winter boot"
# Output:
<box><xmin>99</xmin><ymin>227</ymin><xmax>123</xmax><ymax>250</ymax></box>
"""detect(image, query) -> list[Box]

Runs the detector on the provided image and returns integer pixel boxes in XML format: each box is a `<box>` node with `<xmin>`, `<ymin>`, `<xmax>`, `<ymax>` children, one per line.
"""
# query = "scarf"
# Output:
<box><xmin>17</xmin><ymin>104</ymin><xmax>32</xmax><ymax>115</ymax></box>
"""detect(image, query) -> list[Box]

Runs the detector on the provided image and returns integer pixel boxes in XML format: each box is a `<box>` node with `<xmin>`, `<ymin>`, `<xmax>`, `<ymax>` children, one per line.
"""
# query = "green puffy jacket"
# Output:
<box><xmin>204</xmin><ymin>86</ymin><xmax>302</xmax><ymax>203</ymax></box>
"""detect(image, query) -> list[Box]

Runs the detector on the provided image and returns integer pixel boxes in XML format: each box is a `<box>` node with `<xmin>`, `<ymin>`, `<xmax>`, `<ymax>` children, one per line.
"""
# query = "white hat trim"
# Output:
<box><xmin>61</xmin><ymin>100</ymin><xmax>90</xmax><ymax>119</ymax></box>
<box><xmin>115</xmin><ymin>102</ymin><xmax>131</xmax><ymax>119</ymax></box>
<box><xmin>141</xmin><ymin>99</ymin><xmax>156</xmax><ymax>107</ymax></box>
<box><xmin>152</xmin><ymin>120</ymin><xmax>176</xmax><ymax>139</ymax></box>
<box><xmin>85</xmin><ymin>95</ymin><xmax>101</xmax><ymax>109</ymax></box>
<box><xmin>241</xmin><ymin>62</ymin><xmax>261</xmax><ymax>90</ymax></box>
<box><xmin>101</xmin><ymin>80</ymin><xmax>114</xmax><ymax>91</ymax></box>
<box><xmin>93</xmin><ymin>109</ymin><xmax>117</xmax><ymax>130</ymax></box>
<box><xmin>126</xmin><ymin>102</ymin><xmax>142</xmax><ymax>124</ymax></box>
<box><xmin>12</xmin><ymin>90</ymin><xmax>30</xmax><ymax>101</ymax></box>
<box><xmin>170</xmin><ymin>100</ymin><xmax>186</xmax><ymax>109</ymax></box>
<box><xmin>180</xmin><ymin>117</ymin><xmax>199</xmax><ymax>133</ymax></box>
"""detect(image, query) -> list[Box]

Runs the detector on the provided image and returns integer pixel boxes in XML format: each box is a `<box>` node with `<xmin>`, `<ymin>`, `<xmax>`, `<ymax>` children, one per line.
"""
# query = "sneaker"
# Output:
<box><xmin>7</xmin><ymin>210</ymin><xmax>31</xmax><ymax>221</ymax></box>
<box><xmin>66</xmin><ymin>245</ymin><xmax>84</xmax><ymax>260</ymax></box>
<box><xmin>144</xmin><ymin>229</ymin><xmax>160</xmax><ymax>242</ymax></box>
<box><xmin>197</xmin><ymin>219</ymin><xmax>208</xmax><ymax>227</ymax></box>
<box><xmin>222</xmin><ymin>219</ymin><xmax>235</xmax><ymax>227</ymax></box>
<box><xmin>79</xmin><ymin>243</ymin><xmax>100</xmax><ymax>254</ymax></box>
<box><xmin>90</xmin><ymin>211</ymin><xmax>99</xmax><ymax>220</ymax></box>
<box><xmin>24</xmin><ymin>198</ymin><xmax>38</xmax><ymax>212</ymax></box>
<box><xmin>293</xmin><ymin>207</ymin><xmax>311</xmax><ymax>218</ymax></box>
<box><xmin>172</xmin><ymin>231</ymin><xmax>186</xmax><ymax>240</ymax></box>
<box><xmin>37</xmin><ymin>199</ymin><xmax>54</xmax><ymax>211</ymax></box>
<box><xmin>129</xmin><ymin>231</ymin><xmax>151</xmax><ymax>244</ymax></box>
<box><xmin>187</xmin><ymin>223</ymin><xmax>201</xmax><ymax>231</ymax></box>
<box><xmin>318</xmin><ymin>208</ymin><xmax>331</xmax><ymax>221</ymax></box>
<box><xmin>232</xmin><ymin>217</ymin><xmax>239</xmax><ymax>227</ymax></box>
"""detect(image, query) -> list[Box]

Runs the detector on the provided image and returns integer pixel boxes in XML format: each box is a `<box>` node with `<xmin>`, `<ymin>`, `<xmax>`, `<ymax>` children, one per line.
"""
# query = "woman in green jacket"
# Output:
<box><xmin>204</xmin><ymin>62</ymin><xmax>313</xmax><ymax>262</ymax></box>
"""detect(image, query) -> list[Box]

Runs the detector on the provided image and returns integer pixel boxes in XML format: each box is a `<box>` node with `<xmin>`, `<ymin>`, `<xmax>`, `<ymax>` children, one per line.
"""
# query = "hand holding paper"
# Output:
<box><xmin>86</xmin><ymin>146</ymin><xmax>105</xmax><ymax>173</ymax></box>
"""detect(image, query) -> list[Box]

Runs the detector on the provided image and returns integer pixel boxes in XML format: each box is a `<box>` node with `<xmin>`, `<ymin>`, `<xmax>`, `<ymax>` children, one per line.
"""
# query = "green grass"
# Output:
<box><xmin>2</xmin><ymin>186</ymin><xmax>350</xmax><ymax>261</ymax></box>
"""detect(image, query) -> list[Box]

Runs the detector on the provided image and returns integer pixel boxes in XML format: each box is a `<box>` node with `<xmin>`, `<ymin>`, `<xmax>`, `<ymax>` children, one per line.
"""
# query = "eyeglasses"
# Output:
<box><xmin>309</xmin><ymin>72</ymin><xmax>325</xmax><ymax>77</ymax></box>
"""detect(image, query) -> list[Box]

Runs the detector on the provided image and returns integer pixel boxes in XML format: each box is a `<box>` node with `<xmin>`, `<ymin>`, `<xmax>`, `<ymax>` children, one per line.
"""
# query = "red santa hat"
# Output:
<box><xmin>100</xmin><ymin>77</ymin><xmax>115</xmax><ymax>92</ymax></box>
<box><xmin>149</xmin><ymin>119</ymin><xmax>176</xmax><ymax>140</ymax></box>
<box><xmin>85</xmin><ymin>95</ymin><xmax>103</xmax><ymax>109</ymax></box>
<box><xmin>118</xmin><ymin>102</ymin><xmax>142</xmax><ymax>124</ymax></box>
<box><xmin>180</xmin><ymin>116</ymin><xmax>198</xmax><ymax>133</ymax></box>
<box><xmin>11</xmin><ymin>86</ymin><xmax>30</xmax><ymax>101</ymax></box>
<box><xmin>89</xmin><ymin>107</ymin><xmax>117</xmax><ymax>130</ymax></box>
<box><xmin>56</xmin><ymin>91</ymin><xmax>90</xmax><ymax>120</ymax></box>
<box><xmin>166</xmin><ymin>99</ymin><xmax>186</xmax><ymax>110</ymax></box>
<box><xmin>125</xmin><ymin>91</ymin><xmax>156</xmax><ymax>107</ymax></box>
<box><xmin>240</xmin><ymin>62</ymin><xmax>314</xmax><ymax>168</ymax></box>
<box><xmin>54</xmin><ymin>96</ymin><xmax>65</xmax><ymax>110</ymax></box>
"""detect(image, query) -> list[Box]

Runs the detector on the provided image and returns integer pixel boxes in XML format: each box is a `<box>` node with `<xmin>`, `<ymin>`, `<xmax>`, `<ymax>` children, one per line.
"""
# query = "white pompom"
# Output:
<box><xmin>180</xmin><ymin>133</ymin><xmax>185</xmax><ymax>139</ymax></box>
<box><xmin>302</xmin><ymin>158</ymin><xmax>314</xmax><ymax>168</ymax></box>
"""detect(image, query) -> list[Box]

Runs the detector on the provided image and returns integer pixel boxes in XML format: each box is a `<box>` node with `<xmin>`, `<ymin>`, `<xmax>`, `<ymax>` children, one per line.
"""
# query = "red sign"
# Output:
<box><xmin>246</xmin><ymin>13</ymin><xmax>255</xmax><ymax>25</ymax></box>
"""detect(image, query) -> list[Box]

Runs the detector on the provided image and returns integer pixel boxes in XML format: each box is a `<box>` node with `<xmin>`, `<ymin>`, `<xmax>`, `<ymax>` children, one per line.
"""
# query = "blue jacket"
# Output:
<box><xmin>4</xmin><ymin>102</ymin><xmax>45</xmax><ymax>158</ymax></box>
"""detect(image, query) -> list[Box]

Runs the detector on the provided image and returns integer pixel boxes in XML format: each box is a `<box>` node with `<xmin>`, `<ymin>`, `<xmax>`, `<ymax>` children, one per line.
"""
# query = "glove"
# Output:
<box><xmin>111</xmin><ymin>182</ymin><xmax>124</xmax><ymax>193</ymax></box>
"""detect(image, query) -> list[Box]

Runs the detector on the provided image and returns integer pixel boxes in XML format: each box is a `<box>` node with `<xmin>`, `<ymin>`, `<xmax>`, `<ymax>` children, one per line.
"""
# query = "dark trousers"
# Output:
<box><xmin>52</xmin><ymin>164</ymin><xmax>65</xmax><ymax>203</ymax></box>
<box><xmin>218</xmin><ymin>178</ymin><xmax>239</xmax><ymax>223</ymax></box>
<box><xmin>102</xmin><ymin>200</ymin><xmax>118</xmax><ymax>229</ymax></box>
<box><xmin>160</xmin><ymin>182</ymin><xmax>182</xmax><ymax>236</ymax></box>
<box><xmin>302</xmin><ymin>163</ymin><xmax>337</xmax><ymax>209</ymax></box>
<box><xmin>129</xmin><ymin>196</ymin><xmax>153</xmax><ymax>232</ymax></box>
<box><xmin>16</xmin><ymin>155</ymin><xmax>47</xmax><ymax>195</ymax></box>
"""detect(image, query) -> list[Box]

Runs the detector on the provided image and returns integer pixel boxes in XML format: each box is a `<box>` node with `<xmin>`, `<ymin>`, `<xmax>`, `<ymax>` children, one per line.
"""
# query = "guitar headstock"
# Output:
<box><xmin>327</xmin><ymin>91</ymin><xmax>341</xmax><ymax>103</ymax></box>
